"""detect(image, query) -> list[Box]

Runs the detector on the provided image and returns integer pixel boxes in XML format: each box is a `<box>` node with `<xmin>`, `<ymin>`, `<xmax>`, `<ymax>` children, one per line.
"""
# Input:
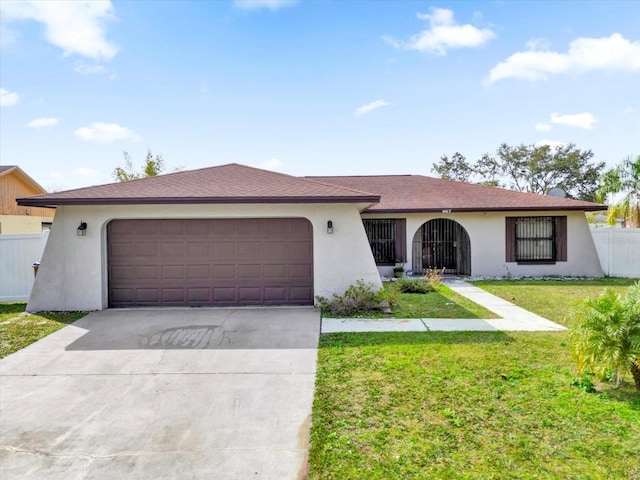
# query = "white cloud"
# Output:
<box><xmin>234</xmin><ymin>0</ymin><xmax>297</xmax><ymax>11</ymax></box>
<box><xmin>0</xmin><ymin>0</ymin><xmax>118</xmax><ymax>61</ymax></box>
<box><xmin>386</xmin><ymin>8</ymin><xmax>494</xmax><ymax>55</ymax></box>
<box><xmin>27</xmin><ymin>117</ymin><xmax>59</xmax><ymax>128</ymax></box>
<box><xmin>75</xmin><ymin>122</ymin><xmax>140</xmax><ymax>143</ymax></box>
<box><xmin>354</xmin><ymin>100</ymin><xmax>392</xmax><ymax>117</ymax></box>
<box><xmin>72</xmin><ymin>167</ymin><xmax>100</xmax><ymax>177</ymax></box>
<box><xmin>535</xmin><ymin>123</ymin><xmax>552</xmax><ymax>132</ymax></box>
<box><xmin>623</xmin><ymin>107</ymin><xmax>635</xmax><ymax>114</ymax></box>
<box><xmin>489</xmin><ymin>33</ymin><xmax>640</xmax><ymax>83</ymax></box>
<box><xmin>0</xmin><ymin>87</ymin><xmax>19</xmax><ymax>106</ymax></box>
<box><xmin>74</xmin><ymin>62</ymin><xmax>108</xmax><ymax>75</ymax></box>
<box><xmin>550</xmin><ymin>112</ymin><xmax>597</xmax><ymax>130</ymax></box>
<box><xmin>259</xmin><ymin>158</ymin><xmax>284</xmax><ymax>170</ymax></box>
<box><xmin>535</xmin><ymin>139</ymin><xmax>567</xmax><ymax>149</ymax></box>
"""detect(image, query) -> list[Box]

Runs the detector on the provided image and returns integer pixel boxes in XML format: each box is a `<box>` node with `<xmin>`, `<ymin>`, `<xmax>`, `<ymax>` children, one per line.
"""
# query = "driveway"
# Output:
<box><xmin>0</xmin><ymin>307</ymin><xmax>320</xmax><ymax>479</ymax></box>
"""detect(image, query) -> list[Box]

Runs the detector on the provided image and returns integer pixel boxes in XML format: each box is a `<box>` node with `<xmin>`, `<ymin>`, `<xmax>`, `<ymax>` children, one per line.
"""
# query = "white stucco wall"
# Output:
<box><xmin>365</xmin><ymin>210</ymin><xmax>603</xmax><ymax>278</ymax></box>
<box><xmin>27</xmin><ymin>203</ymin><xmax>381</xmax><ymax>312</ymax></box>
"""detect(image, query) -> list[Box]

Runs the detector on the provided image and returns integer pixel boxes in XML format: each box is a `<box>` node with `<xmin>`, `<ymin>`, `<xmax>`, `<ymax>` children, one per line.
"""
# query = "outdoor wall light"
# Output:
<box><xmin>76</xmin><ymin>222</ymin><xmax>87</xmax><ymax>236</ymax></box>
<box><xmin>327</xmin><ymin>220</ymin><xmax>334</xmax><ymax>234</ymax></box>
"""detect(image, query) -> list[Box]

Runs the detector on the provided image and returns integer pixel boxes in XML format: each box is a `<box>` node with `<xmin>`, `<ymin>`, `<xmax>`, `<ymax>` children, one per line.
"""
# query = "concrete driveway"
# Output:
<box><xmin>0</xmin><ymin>307</ymin><xmax>320</xmax><ymax>479</ymax></box>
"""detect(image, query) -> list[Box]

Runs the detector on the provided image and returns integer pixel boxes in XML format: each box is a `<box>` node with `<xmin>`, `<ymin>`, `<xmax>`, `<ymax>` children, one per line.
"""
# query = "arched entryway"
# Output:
<box><xmin>412</xmin><ymin>219</ymin><xmax>471</xmax><ymax>275</ymax></box>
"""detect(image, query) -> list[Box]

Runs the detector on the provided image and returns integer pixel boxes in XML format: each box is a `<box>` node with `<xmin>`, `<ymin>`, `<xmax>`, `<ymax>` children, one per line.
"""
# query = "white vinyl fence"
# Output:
<box><xmin>590</xmin><ymin>228</ymin><xmax>640</xmax><ymax>278</ymax></box>
<box><xmin>0</xmin><ymin>232</ymin><xmax>49</xmax><ymax>302</ymax></box>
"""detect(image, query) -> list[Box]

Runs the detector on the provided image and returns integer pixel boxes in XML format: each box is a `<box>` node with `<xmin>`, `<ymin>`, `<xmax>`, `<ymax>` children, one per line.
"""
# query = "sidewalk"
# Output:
<box><xmin>321</xmin><ymin>278</ymin><xmax>567</xmax><ymax>333</ymax></box>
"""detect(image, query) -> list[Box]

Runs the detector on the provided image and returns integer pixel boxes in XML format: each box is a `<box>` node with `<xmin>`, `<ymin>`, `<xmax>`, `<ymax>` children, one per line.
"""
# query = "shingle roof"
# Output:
<box><xmin>17</xmin><ymin>163</ymin><xmax>379</xmax><ymax>207</ymax></box>
<box><xmin>0</xmin><ymin>165</ymin><xmax>17</xmax><ymax>175</ymax></box>
<box><xmin>309</xmin><ymin>174</ymin><xmax>607</xmax><ymax>212</ymax></box>
<box><xmin>16</xmin><ymin>163</ymin><xmax>606</xmax><ymax>212</ymax></box>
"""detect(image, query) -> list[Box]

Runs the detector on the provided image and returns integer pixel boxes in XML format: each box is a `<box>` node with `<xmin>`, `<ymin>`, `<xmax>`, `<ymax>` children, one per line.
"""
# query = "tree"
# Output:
<box><xmin>595</xmin><ymin>155</ymin><xmax>640</xmax><ymax>228</ymax></box>
<box><xmin>113</xmin><ymin>149</ymin><xmax>165</xmax><ymax>182</ymax></box>
<box><xmin>569</xmin><ymin>282</ymin><xmax>640</xmax><ymax>390</ymax></box>
<box><xmin>431</xmin><ymin>143</ymin><xmax>605</xmax><ymax>201</ymax></box>
<box><xmin>432</xmin><ymin>152</ymin><xmax>472</xmax><ymax>182</ymax></box>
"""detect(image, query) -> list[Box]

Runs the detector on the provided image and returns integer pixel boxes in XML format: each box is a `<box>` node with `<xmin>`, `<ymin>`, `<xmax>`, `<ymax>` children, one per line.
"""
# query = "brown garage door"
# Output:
<box><xmin>107</xmin><ymin>218</ymin><xmax>313</xmax><ymax>307</ymax></box>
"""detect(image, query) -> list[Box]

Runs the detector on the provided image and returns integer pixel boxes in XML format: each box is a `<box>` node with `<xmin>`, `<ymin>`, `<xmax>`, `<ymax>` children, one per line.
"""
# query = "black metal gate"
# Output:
<box><xmin>412</xmin><ymin>219</ymin><xmax>471</xmax><ymax>275</ymax></box>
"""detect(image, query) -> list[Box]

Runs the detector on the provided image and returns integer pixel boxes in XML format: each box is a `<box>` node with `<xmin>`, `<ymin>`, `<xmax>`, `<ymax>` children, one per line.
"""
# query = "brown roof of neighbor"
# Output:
<box><xmin>308</xmin><ymin>175</ymin><xmax>607</xmax><ymax>212</ymax></box>
<box><xmin>17</xmin><ymin>163</ymin><xmax>380</xmax><ymax>207</ymax></box>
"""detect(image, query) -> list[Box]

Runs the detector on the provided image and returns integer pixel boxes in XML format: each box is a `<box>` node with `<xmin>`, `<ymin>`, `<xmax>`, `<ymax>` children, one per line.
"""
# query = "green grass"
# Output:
<box><xmin>310</xmin><ymin>278</ymin><xmax>640</xmax><ymax>478</ymax></box>
<box><xmin>471</xmin><ymin>278</ymin><xmax>639</xmax><ymax>327</ymax></box>
<box><xmin>309</xmin><ymin>331</ymin><xmax>640</xmax><ymax>480</ymax></box>
<box><xmin>391</xmin><ymin>284</ymin><xmax>497</xmax><ymax>319</ymax></box>
<box><xmin>0</xmin><ymin>303</ymin><xmax>86</xmax><ymax>359</ymax></box>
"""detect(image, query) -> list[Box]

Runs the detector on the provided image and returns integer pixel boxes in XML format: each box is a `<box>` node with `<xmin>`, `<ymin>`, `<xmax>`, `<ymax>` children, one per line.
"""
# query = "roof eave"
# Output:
<box><xmin>17</xmin><ymin>195</ymin><xmax>381</xmax><ymax>208</ymax></box>
<box><xmin>363</xmin><ymin>205</ymin><xmax>608</xmax><ymax>214</ymax></box>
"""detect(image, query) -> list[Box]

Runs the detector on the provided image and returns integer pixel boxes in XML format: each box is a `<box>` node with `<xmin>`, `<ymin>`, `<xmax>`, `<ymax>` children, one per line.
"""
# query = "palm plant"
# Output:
<box><xmin>569</xmin><ymin>282</ymin><xmax>640</xmax><ymax>390</ymax></box>
<box><xmin>596</xmin><ymin>155</ymin><xmax>640</xmax><ymax>227</ymax></box>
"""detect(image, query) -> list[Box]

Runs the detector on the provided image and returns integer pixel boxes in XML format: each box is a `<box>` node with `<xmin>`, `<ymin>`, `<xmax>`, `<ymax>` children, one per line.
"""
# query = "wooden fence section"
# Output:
<box><xmin>0</xmin><ymin>232</ymin><xmax>49</xmax><ymax>302</ymax></box>
<box><xmin>590</xmin><ymin>228</ymin><xmax>640</xmax><ymax>278</ymax></box>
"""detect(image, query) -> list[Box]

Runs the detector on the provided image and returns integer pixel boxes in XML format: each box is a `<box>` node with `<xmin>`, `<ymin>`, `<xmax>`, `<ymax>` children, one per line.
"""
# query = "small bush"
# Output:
<box><xmin>570</xmin><ymin>375</ymin><xmax>597</xmax><ymax>393</ymax></box>
<box><xmin>316</xmin><ymin>280</ymin><xmax>396</xmax><ymax>317</ymax></box>
<box><xmin>396</xmin><ymin>277</ymin><xmax>434</xmax><ymax>294</ymax></box>
<box><xmin>423</xmin><ymin>267</ymin><xmax>445</xmax><ymax>288</ymax></box>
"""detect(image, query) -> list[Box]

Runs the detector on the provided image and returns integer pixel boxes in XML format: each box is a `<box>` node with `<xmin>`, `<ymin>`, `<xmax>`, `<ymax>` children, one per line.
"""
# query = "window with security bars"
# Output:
<box><xmin>362</xmin><ymin>219</ymin><xmax>406</xmax><ymax>265</ymax></box>
<box><xmin>506</xmin><ymin>216</ymin><xmax>567</xmax><ymax>263</ymax></box>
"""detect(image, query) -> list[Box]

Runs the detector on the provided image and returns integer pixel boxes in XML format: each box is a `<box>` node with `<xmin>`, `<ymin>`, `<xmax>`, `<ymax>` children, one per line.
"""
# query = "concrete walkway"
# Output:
<box><xmin>322</xmin><ymin>278</ymin><xmax>566</xmax><ymax>333</ymax></box>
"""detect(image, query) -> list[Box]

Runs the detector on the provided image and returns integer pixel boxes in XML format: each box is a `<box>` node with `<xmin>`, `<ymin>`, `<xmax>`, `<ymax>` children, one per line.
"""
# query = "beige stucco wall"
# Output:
<box><xmin>27</xmin><ymin>203</ymin><xmax>381</xmax><ymax>312</ymax></box>
<box><xmin>0</xmin><ymin>214</ymin><xmax>52</xmax><ymax>234</ymax></box>
<box><xmin>364</xmin><ymin>210</ymin><xmax>603</xmax><ymax>278</ymax></box>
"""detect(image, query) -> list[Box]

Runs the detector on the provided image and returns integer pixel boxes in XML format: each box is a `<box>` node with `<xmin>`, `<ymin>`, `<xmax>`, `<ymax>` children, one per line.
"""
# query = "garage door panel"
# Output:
<box><xmin>264</xmin><ymin>286</ymin><xmax>287</xmax><ymax>302</ymax></box>
<box><xmin>137</xmin><ymin>265</ymin><xmax>159</xmax><ymax>280</ymax></box>
<box><xmin>213</xmin><ymin>287</ymin><xmax>236</xmax><ymax>302</ymax></box>
<box><xmin>137</xmin><ymin>289</ymin><xmax>160</xmax><ymax>303</ymax></box>
<box><xmin>238</xmin><ymin>241</ymin><xmax>261</xmax><ymax>257</ymax></box>
<box><xmin>161</xmin><ymin>242</ymin><xmax>184</xmax><ymax>257</ymax></box>
<box><xmin>264</xmin><ymin>242</ymin><xmax>286</xmax><ymax>259</ymax></box>
<box><xmin>238</xmin><ymin>287</ymin><xmax>262</xmax><ymax>302</ymax></box>
<box><xmin>264</xmin><ymin>264</ymin><xmax>287</xmax><ymax>278</ymax></box>
<box><xmin>162</xmin><ymin>265</ymin><xmax>184</xmax><ymax>280</ymax></box>
<box><xmin>186</xmin><ymin>220</ymin><xmax>210</xmax><ymax>235</ymax></box>
<box><xmin>213</xmin><ymin>242</ymin><xmax>236</xmax><ymax>257</ymax></box>
<box><xmin>111</xmin><ymin>242</ymin><xmax>134</xmax><ymax>257</ymax></box>
<box><xmin>290</xmin><ymin>264</ymin><xmax>312</xmax><ymax>278</ymax></box>
<box><xmin>290</xmin><ymin>286</ymin><xmax>313</xmax><ymax>302</ymax></box>
<box><xmin>188</xmin><ymin>288</ymin><xmax>211</xmax><ymax>303</ymax></box>
<box><xmin>108</xmin><ymin>218</ymin><xmax>313</xmax><ymax>307</ymax></box>
<box><xmin>160</xmin><ymin>221</ymin><xmax>184</xmax><ymax>235</ymax></box>
<box><xmin>187</xmin><ymin>265</ymin><xmax>210</xmax><ymax>280</ymax></box>
<box><xmin>160</xmin><ymin>288</ymin><xmax>184</xmax><ymax>303</ymax></box>
<box><xmin>289</xmin><ymin>241</ymin><xmax>312</xmax><ymax>259</ymax></box>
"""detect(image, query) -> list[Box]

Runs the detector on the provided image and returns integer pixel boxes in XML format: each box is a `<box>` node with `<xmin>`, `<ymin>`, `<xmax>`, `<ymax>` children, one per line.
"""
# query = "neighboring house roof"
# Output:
<box><xmin>17</xmin><ymin>163</ymin><xmax>380</xmax><ymax>207</ymax></box>
<box><xmin>0</xmin><ymin>165</ymin><xmax>48</xmax><ymax>195</ymax></box>
<box><xmin>309</xmin><ymin>175</ymin><xmax>607</xmax><ymax>213</ymax></box>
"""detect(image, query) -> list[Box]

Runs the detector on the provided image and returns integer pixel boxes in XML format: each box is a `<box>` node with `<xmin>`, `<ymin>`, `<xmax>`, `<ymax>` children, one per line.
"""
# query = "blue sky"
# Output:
<box><xmin>1</xmin><ymin>0</ymin><xmax>639</xmax><ymax>191</ymax></box>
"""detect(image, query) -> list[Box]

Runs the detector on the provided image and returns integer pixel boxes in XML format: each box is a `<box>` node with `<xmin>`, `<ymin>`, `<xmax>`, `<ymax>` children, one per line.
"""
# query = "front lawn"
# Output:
<box><xmin>309</xmin><ymin>331</ymin><xmax>640</xmax><ymax>479</ymax></box>
<box><xmin>471</xmin><ymin>277</ymin><xmax>638</xmax><ymax>327</ymax></box>
<box><xmin>0</xmin><ymin>303</ymin><xmax>86</xmax><ymax>359</ymax></box>
<box><xmin>310</xmin><ymin>278</ymin><xmax>640</xmax><ymax>478</ymax></box>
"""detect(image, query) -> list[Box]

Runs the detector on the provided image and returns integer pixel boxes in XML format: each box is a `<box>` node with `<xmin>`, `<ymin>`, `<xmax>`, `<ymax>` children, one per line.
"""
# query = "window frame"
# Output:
<box><xmin>362</xmin><ymin>218</ymin><xmax>406</xmax><ymax>266</ymax></box>
<box><xmin>505</xmin><ymin>216</ymin><xmax>567</xmax><ymax>264</ymax></box>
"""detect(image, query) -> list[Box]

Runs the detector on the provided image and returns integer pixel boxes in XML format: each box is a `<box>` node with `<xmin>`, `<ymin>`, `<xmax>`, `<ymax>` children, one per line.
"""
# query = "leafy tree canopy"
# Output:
<box><xmin>596</xmin><ymin>155</ymin><xmax>640</xmax><ymax>228</ymax></box>
<box><xmin>432</xmin><ymin>143</ymin><xmax>605</xmax><ymax>201</ymax></box>
<box><xmin>113</xmin><ymin>149</ymin><xmax>165</xmax><ymax>182</ymax></box>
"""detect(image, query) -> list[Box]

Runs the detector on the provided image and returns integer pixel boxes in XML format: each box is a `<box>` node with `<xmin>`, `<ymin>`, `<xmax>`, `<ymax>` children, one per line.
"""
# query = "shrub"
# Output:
<box><xmin>569</xmin><ymin>281</ymin><xmax>640</xmax><ymax>390</ymax></box>
<box><xmin>396</xmin><ymin>277</ymin><xmax>434</xmax><ymax>294</ymax></box>
<box><xmin>423</xmin><ymin>267</ymin><xmax>445</xmax><ymax>289</ymax></box>
<box><xmin>316</xmin><ymin>280</ymin><xmax>397</xmax><ymax>317</ymax></box>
